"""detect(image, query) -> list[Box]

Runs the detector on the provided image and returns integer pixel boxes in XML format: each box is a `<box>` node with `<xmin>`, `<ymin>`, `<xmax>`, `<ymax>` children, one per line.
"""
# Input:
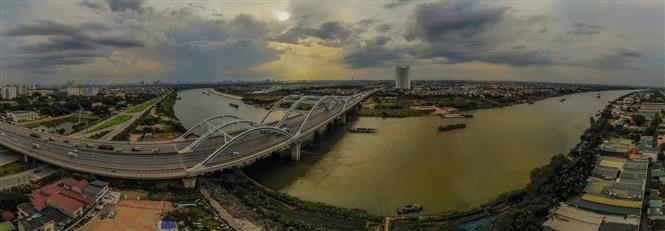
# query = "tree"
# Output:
<box><xmin>631</xmin><ymin>114</ymin><xmax>646</xmax><ymax>126</ymax></box>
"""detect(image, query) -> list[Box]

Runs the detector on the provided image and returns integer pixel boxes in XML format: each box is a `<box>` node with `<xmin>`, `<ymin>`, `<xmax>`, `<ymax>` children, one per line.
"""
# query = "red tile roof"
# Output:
<box><xmin>30</xmin><ymin>191</ymin><xmax>48</xmax><ymax>211</ymax></box>
<box><xmin>1</xmin><ymin>211</ymin><xmax>15</xmax><ymax>221</ymax></box>
<box><xmin>48</xmin><ymin>194</ymin><xmax>84</xmax><ymax>212</ymax></box>
<box><xmin>61</xmin><ymin>178</ymin><xmax>88</xmax><ymax>190</ymax></box>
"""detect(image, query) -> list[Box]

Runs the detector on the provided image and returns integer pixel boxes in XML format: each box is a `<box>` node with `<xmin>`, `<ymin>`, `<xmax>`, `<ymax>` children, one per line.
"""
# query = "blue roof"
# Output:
<box><xmin>161</xmin><ymin>221</ymin><xmax>177</xmax><ymax>229</ymax></box>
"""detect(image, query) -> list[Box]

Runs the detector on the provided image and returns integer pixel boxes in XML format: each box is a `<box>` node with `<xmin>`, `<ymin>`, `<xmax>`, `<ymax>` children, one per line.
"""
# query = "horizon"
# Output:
<box><xmin>0</xmin><ymin>1</ymin><xmax>663</xmax><ymax>87</ymax></box>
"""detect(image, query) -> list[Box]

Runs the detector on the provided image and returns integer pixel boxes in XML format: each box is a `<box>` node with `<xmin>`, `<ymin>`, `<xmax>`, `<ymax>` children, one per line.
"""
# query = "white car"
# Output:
<box><xmin>231</xmin><ymin>151</ymin><xmax>240</xmax><ymax>156</ymax></box>
<box><xmin>114</xmin><ymin>148</ymin><xmax>123</xmax><ymax>152</ymax></box>
<box><xmin>0</xmin><ymin>133</ymin><xmax>5</xmax><ymax>136</ymax></box>
<box><xmin>67</xmin><ymin>152</ymin><xmax>78</xmax><ymax>158</ymax></box>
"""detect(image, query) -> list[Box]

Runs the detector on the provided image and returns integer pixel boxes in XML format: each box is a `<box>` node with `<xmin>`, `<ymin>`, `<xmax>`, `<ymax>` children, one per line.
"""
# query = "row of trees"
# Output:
<box><xmin>486</xmin><ymin>99</ymin><xmax>618</xmax><ymax>230</ymax></box>
<box><xmin>0</xmin><ymin>93</ymin><xmax>159</xmax><ymax>118</ymax></box>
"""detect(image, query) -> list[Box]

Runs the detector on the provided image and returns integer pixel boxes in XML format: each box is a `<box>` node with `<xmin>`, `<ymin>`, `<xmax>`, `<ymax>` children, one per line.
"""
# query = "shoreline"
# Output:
<box><xmin>208</xmin><ymin>88</ymin><xmax>243</xmax><ymax>100</ymax></box>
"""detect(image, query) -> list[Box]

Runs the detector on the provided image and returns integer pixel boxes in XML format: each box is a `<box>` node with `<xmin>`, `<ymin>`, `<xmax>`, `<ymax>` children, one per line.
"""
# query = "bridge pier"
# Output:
<box><xmin>23</xmin><ymin>154</ymin><xmax>29</xmax><ymax>163</ymax></box>
<box><xmin>291</xmin><ymin>143</ymin><xmax>302</xmax><ymax>161</ymax></box>
<box><xmin>182</xmin><ymin>177</ymin><xmax>197</xmax><ymax>188</ymax></box>
<box><xmin>340</xmin><ymin>113</ymin><xmax>347</xmax><ymax>125</ymax></box>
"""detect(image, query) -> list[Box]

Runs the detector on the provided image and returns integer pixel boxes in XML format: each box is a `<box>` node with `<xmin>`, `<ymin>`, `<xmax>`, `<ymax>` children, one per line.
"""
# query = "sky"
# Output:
<box><xmin>0</xmin><ymin>0</ymin><xmax>663</xmax><ymax>87</ymax></box>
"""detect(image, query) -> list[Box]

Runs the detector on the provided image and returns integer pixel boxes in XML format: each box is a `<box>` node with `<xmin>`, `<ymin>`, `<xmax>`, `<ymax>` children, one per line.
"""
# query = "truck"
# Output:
<box><xmin>30</xmin><ymin>133</ymin><xmax>41</xmax><ymax>138</ymax></box>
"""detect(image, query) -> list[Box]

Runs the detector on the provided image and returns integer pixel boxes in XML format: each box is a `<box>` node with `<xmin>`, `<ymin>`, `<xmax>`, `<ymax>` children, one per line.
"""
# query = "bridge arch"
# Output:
<box><xmin>179</xmin><ymin>119</ymin><xmax>262</xmax><ymax>153</ymax></box>
<box><xmin>260</xmin><ymin>95</ymin><xmax>302</xmax><ymax>124</ymax></box>
<box><xmin>296</xmin><ymin>96</ymin><xmax>344</xmax><ymax>135</ymax></box>
<box><xmin>176</xmin><ymin>114</ymin><xmax>242</xmax><ymax>140</ymax></box>
<box><xmin>193</xmin><ymin>126</ymin><xmax>293</xmax><ymax>168</ymax></box>
<box><xmin>274</xmin><ymin>96</ymin><xmax>322</xmax><ymax>129</ymax></box>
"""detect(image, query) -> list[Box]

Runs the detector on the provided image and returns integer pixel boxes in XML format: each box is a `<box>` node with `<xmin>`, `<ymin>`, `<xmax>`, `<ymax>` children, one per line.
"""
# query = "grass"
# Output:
<box><xmin>88</xmin><ymin>114</ymin><xmax>133</xmax><ymax>133</ymax></box>
<box><xmin>0</xmin><ymin>161</ymin><xmax>31</xmax><ymax>178</ymax></box>
<box><xmin>125</xmin><ymin>97</ymin><xmax>161</xmax><ymax>113</ymax></box>
<box><xmin>163</xmin><ymin>207</ymin><xmax>224</xmax><ymax>231</ymax></box>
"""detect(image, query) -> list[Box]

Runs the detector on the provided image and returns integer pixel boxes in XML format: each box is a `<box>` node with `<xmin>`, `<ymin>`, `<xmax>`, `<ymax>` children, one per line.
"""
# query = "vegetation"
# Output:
<box><xmin>210</xmin><ymin>175</ymin><xmax>381</xmax><ymax>230</ymax></box>
<box><xmin>88</xmin><ymin>114</ymin><xmax>132</xmax><ymax>133</ymax></box>
<box><xmin>163</xmin><ymin>207</ymin><xmax>225</xmax><ymax>231</ymax></box>
<box><xmin>0</xmin><ymin>161</ymin><xmax>31</xmax><ymax>178</ymax></box>
<box><xmin>0</xmin><ymin>186</ymin><xmax>30</xmax><ymax>211</ymax></box>
<box><xmin>125</xmin><ymin>96</ymin><xmax>161</xmax><ymax>113</ymax></box>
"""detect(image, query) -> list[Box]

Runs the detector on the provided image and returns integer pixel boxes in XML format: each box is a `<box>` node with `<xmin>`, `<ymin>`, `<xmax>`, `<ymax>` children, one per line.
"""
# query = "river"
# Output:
<box><xmin>174</xmin><ymin>88</ymin><xmax>634</xmax><ymax>215</ymax></box>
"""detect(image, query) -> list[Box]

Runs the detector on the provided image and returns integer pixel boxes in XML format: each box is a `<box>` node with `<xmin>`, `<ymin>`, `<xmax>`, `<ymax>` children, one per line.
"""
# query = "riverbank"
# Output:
<box><xmin>359</xmin><ymin>89</ymin><xmax>631</xmax><ymax>118</ymax></box>
<box><xmin>209</xmin><ymin>88</ymin><xmax>243</xmax><ymax>100</ymax></box>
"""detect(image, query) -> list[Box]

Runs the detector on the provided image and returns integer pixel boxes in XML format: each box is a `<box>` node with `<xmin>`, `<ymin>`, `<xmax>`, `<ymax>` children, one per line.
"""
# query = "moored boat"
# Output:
<box><xmin>229</xmin><ymin>103</ymin><xmax>239</xmax><ymax>108</ymax></box>
<box><xmin>397</xmin><ymin>204</ymin><xmax>423</xmax><ymax>215</ymax></box>
<box><xmin>438</xmin><ymin>123</ymin><xmax>466</xmax><ymax>131</ymax></box>
<box><xmin>347</xmin><ymin>127</ymin><xmax>377</xmax><ymax>133</ymax></box>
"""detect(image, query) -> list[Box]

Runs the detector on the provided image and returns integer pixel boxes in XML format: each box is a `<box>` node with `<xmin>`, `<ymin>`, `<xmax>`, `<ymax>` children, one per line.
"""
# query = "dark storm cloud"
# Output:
<box><xmin>106</xmin><ymin>0</ymin><xmax>145</xmax><ymax>12</ymax></box>
<box><xmin>3</xmin><ymin>20</ymin><xmax>107</xmax><ymax>37</ymax></box>
<box><xmin>567</xmin><ymin>22</ymin><xmax>604</xmax><ymax>37</ymax></box>
<box><xmin>404</xmin><ymin>1</ymin><xmax>507</xmax><ymax>43</ymax></box>
<box><xmin>3</xmin><ymin>20</ymin><xmax>143</xmax><ymax>71</ymax></box>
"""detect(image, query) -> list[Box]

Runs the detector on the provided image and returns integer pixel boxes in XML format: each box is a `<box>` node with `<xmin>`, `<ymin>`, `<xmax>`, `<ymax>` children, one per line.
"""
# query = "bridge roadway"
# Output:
<box><xmin>0</xmin><ymin>90</ymin><xmax>374</xmax><ymax>179</ymax></box>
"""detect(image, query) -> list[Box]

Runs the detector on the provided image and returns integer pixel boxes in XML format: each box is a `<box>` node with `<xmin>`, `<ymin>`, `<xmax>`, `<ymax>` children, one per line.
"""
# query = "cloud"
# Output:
<box><xmin>3</xmin><ymin>20</ymin><xmax>143</xmax><ymax>71</ymax></box>
<box><xmin>272</xmin><ymin>21</ymin><xmax>354</xmax><ymax>46</ymax></box>
<box><xmin>567</xmin><ymin>22</ymin><xmax>604</xmax><ymax>37</ymax></box>
<box><xmin>384</xmin><ymin>0</ymin><xmax>416</xmax><ymax>9</ymax></box>
<box><xmin>579</xmin><ymin>48</ymin><xmax>642</xmax><ymax>68</ymax></box>
<box><xmin>106</xmin><ymin>0</ymin><xmax>145</xmax><ymax>12</ymax></box>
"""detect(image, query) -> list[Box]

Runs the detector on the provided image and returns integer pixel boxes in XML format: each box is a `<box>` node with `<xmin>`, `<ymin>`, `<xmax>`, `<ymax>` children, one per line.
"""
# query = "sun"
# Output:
<box><xmin>274</xmin><ymin>10</ymin><xmax>290</xmax><ymax>21</ymax></box>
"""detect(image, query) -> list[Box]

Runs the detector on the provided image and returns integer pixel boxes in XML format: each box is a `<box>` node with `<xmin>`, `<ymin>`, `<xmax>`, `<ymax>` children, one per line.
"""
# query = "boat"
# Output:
<box><xmin>229</xmin><ymin>103</ymin><xmax>239</xmax><ymax>108</ymax></box>
<box><xmin>347</xmin><ymin>127</ymin><xmax>377</xmax><ymax>133</ymax></box>
<box><xmin>440</xmin><ymin>114</ymin><xmax>474</xmax><ymax>119</ymax></box>
<box><xmin>397</xmin><ymin>204</ymin><xmax>423</xmax><ymax>215</ymax></box>
<box><xmin>438</xmin><ymin>123</ymin><xmax>466</xmax><ymax>131</ymax></box>
<box><xmin>596</xmin><ymin>94</ymin><xmax>601</xmax><ymax>99</ymax></box>
<box><xmin>560</xmin><ymin>98</ymin><xmax>567</xmax><ymax>102</ymax></box>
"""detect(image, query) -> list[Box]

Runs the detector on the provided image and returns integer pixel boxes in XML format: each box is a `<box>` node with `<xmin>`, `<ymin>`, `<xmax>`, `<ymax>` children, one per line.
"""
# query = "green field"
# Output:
<box><xmin>88</xmin><ymin>114</ymin><xmax>133</xmax><ymax>133</ymax></box>
<box><xmin>126</xmin><ymin>97</ymin><xmax>161</xmax><ymax>113</ymax></box>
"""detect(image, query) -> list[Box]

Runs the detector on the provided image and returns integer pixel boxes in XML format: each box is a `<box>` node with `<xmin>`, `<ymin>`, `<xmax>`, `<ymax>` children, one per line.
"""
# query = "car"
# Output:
<box><xmin>231</xmin><ymin>151</ymin><xmax>240</xmax><ymax>156</ymax></box>
<box><xmin>131</xmin><ymin>147</ymin><xmax>141</xmax><ymax>152</ymax></box>
<box><xmin>32</xmin><ymin>143</ymin><xmax>40</xmax><ymax>149</ymax></box>
<box><xmin>30</xmin><ymin>133</ymin><xmax>41</xmax><ymax>138</ymax></box>
<box><xmin>151</xmin><ymin>148</ymin><xmax>160</xmax><ymax>153</ymax></box>
<box><xmin>98</xmin><ymin>144</ymin><xmax>114</xmax><ymax>151</ymax></box>
<box><xmin>33</xmin><ymin>169</ymin><xmax>41</xmax><ymax>173</ymax></box>
<box><xmin>73</xmin><ymin>143</ymin><xmax>80</xmax><ymax>148</ymax></box>
<box><xmin>114</xmin><ymin>148</ymin><xmax>123</xmax><ymax>152</ymax></box>
<box><xmin>64</xmin><ymin>140</ymin><xmax>70</xmax><ymax>143</ymax></box>
<box><xmin>67</xmin><ymin>152</ymin><xmax>78</xmax><ymax>158</ymax></box>
<box><xmin>48</xmin><ymin>137</ymin><xmax>55</xmax><ymax>141</ymax></box>
<box><xmin>86</xmin><ymin>143</ymin><xmax>94</xmax><ymax>148</ymax></box>
<box><xmin>0</xmin><ymin>133</ymin><xmax>5</xmax><ymax>136</ymax></box>
<box><xmin>73</xmin><ymin>149</ymin><xmax>79</xmax><ymax>153</ymax></box>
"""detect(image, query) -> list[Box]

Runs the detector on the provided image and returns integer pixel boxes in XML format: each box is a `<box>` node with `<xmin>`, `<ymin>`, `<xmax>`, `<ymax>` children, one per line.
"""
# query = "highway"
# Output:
<box><xmin>0</xmin><ymin>90</ymin><xmax>376</xmax><ymax>179</ymax></box>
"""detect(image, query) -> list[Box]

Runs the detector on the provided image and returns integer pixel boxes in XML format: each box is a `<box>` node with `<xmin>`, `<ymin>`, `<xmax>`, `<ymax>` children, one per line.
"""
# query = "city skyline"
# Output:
<box><xmin>1</xmin><ymin>1</ymin><xmax>663</xmax><ymax>87</ymax></box>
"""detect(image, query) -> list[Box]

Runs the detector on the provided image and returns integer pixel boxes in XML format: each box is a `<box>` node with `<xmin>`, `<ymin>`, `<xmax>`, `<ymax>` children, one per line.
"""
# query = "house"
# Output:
<box><xmin>16</xmin><ymin>207</ymin><xmax>69</xmax><ymax>231</ymax></box>
<box><xmin>82</xmin><ymin>180</ymin><xmax>109</xmax><ymax>201</ymax></box>
<box><xmin>6</xmin><ymin>111</ymin><xmax>38</xmax><ymax>122</ymax></box>
<box><xmin>61</xmin><ymin>178</ymin><xmax>88</xmax><ymax>194</ymax></box>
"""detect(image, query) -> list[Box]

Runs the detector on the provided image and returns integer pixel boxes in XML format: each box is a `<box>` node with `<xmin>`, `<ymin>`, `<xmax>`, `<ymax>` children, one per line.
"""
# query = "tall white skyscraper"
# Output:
<box><xmin>395</xmin><ymin>65</ymin><xmax>411</xmax><ymax>89</ymax></box>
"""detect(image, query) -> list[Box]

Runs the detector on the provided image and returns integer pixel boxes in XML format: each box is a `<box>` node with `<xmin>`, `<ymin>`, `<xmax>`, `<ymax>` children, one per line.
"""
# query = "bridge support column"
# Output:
<box><xmin>340</xmin><ymin>113</ymin><xmax>347</xmax><ymax>125</ymax></box>
<box><xmin>23</xmin><ymin>154</ymin><xmax>29</xmax><ymax>163</ymax></box>
<box><xmin>291</xmin><ymin>143</ymin><xmax>302</xmax><ymax>161</ymax></box>
<box><xmin>182</xmin><ymin>177</ymin><xmax>197</xmax><ymax>188</ymax></box>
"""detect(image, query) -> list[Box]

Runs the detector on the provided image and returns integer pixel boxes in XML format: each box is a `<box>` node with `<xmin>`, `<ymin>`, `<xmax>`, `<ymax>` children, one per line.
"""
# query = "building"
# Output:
<box><xmin>6</xmin><ymin>111</ymin><xmax>39</xmax><ymax>122</ymax></box>
<box><xmin>26</xmin><ymin>89</ymin><xmax>53</xmax><ymax>96</ymax></box>
<box><xmin>67</xmin><ymin>87</ymin><xmax>100</xmax><ymax>97</ymax></box>
<box><xmin>82</xmin><ymin>180</ymin><xmax>109</xmax><ymax>201</ymax></box>
<box><xmin>395</xmin><ymin>65</ymin><xmax>411</xmax><ymax>89</ymax></box>
<box><xmin>1</xmin><ymin>86</ymin><xmax>17</xmax><ymax>100</ymax></box>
